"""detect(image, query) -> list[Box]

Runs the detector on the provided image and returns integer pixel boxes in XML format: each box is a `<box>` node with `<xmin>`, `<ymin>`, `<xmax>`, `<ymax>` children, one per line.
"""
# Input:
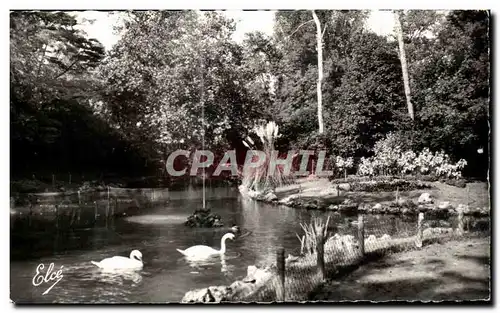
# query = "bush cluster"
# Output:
<box><xmin>356</xmin><ymin>134</ymin><xmax>467</xmax><ymax>179</ymax></box>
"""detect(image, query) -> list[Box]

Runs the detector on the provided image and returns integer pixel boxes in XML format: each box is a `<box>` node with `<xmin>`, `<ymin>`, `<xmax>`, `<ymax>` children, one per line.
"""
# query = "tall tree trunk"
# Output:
<box><xmin>394</xmin><ymin>10</ymin><xmax>414</xmax><ymax>120</ymax></box>
<box><xmin>312</xmin><ymin>11</ymin><xmax>324</xmax><ymax>134</ymax></box>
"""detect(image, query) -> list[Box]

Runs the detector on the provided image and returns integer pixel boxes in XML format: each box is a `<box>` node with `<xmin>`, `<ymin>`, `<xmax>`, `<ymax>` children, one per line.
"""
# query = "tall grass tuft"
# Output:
<box><xmin>296</xmin><ymin>215</ymin><xmax>331</xmax><ymax>255</ymax></box>
<box><xmin>241</xmin><ymin>121</ymin><xmax>289</xmax><ymax>192</ymax></box>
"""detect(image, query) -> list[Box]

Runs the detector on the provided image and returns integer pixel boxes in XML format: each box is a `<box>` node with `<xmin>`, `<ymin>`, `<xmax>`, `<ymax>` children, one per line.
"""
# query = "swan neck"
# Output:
<box><xmin>220</xmin><ymin>236</ymin><xmax>228</xmax><ymax>254</ymax></box>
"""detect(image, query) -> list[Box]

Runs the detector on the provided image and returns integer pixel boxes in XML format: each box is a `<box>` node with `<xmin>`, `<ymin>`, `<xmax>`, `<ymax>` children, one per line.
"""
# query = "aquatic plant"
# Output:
<box><xmin>296</xmin><ymin>215</ymin><xmax>331</xmax><ymax>256</ymax></box>
<box><xmin>241</xmin><ymin>121</ymin><xmax>288</xmax><ymax>193</ymax></box>
<box><xmin>185</xmin><ymin>208</ymin><xmax>224</xmax><ymax>228</ymax></box>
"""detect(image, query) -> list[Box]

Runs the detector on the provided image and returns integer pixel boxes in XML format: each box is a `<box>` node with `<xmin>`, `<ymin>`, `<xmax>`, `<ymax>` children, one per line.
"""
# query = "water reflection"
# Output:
<box><xmin>92</xmin><ymin>269</ymin><xmax>144</xmax><ymax>285</ymax></box>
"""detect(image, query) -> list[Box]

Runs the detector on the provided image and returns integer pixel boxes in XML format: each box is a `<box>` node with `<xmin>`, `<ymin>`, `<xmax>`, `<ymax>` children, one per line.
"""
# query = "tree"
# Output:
<box><xmin>100</xmin><ymin>11</ymin><xmax>263</xmax><ymax>167</ymax></box>
<box><xmin>393</xmin><ymin>10</ymin><xmax>414</xmax><ymax>120</ymax></box>
<box><xmin>312</xmin><ymin>10</ymin><xmax>324</xmax><ymax>134</ymax></box>
<box><xmin>410</xmin><ymin>10</ymin><xmax>490</xmax><ymax>177</ymax></box>
<box><xmin>273</xmin><ymin>10</ymin><xmax>406</xmax><ymax>156</ymax></box>
<box><xmin>10</xmin><ymin>12</ymin><xmax>132</xmax><ymax>177</ymax></box>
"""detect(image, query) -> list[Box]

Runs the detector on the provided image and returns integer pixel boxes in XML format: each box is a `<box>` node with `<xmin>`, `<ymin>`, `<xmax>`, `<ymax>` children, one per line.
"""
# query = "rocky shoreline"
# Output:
<box><xmin>181</xmin><ymin>265</ymin><xmax>276</xmax><ymax>303</ymax></box>
<box><xmin>239</xmin><ymin>179</ymin><xmax>490</xmax><ymax>218</ymax></box>
<box><xmin>280</xmin><ymin>196</ymin><xmax>490</xmax><ymax>217</ymax></box>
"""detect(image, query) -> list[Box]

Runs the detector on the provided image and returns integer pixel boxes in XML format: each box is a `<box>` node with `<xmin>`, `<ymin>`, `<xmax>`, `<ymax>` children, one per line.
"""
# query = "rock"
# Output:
<box><xmin>358</xmin><ymin>204</ymin><xmax>369</xmax><ymax>212</ymax></box>
<box><xmin>327</xmin><ymin>205</ymin><xmax>338</xmax><ymax>211</ymax></box>
<box><xmin>263</xmin><ymin>191</ymin><xmax>277</xmax><ymax>202</ymax></box>
<box><xmin>278</xmin><ymin>194</ymin><xmax>299</xmax><ymax>205</ymax></box>
<box><xmin>181</xmin><ymin>286</ymin><xmax>231</xmax><ymax>303</ymax></box>
<box><xmin>230</xmin><ymin>266</ymin><xmax>274</xmax><ymax>300</ymax></box>
<box><xmin>402</xmin><ymin>208</ymin><xmax>410</xmax><ymax>215</ymax></box>
<box><xmin>338</xmin><ymin>183</ymin><xmax>351</xmax><ymax>191</ymax></box>
<box><xmin>418</xmin><ymin>192</ymin><xmax>433</xmax><ymax>204</ymax></box>
<box><xmin>373</xmin><ymin>203</ymin><xmax>382</xmax><ymax>210</ymax></box>
<box><xmin>182</xmin><ymin>266</ymin><xmax>274</xmax><ymax>302</ymax></box>
<box><xmin>380</xmin><ymin>234</ymin><xmax>391</xmax><ymax>240</ymax></box>
<box><xmin>343</xmin><ymin>199</ymin><xmax>353</xmax><ymax>205</ymax></box>
<box><xmin>387</xmin><ymin>207</ymin><xmax>400</xmax><ymax>214</ymax></box>
<box><xmin>438</xmin><ymin>201</ymin><xmax>452</xmax><ymax>209</ymax></box>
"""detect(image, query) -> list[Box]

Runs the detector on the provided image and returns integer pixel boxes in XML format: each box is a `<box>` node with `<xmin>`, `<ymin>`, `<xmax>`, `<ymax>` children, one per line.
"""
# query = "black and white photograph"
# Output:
<box><xmin>8</xmin><ymin>4</ymin><xmax>491</xmax><ymax>304</ymax></box>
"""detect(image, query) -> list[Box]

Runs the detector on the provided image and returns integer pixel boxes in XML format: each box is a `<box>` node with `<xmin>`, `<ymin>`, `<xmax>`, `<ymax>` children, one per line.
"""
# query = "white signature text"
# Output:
<box><xmin>32</xmin><ymin>263</ymin><xmax>64</xmax><ymax>295</ymax></box>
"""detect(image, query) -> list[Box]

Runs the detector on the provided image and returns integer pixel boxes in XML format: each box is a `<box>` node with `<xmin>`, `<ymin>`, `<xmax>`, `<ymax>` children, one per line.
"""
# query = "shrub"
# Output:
<box><xmin>355</xmin><ymin>134</ymin><xmax>468</xmax><ymax>179</ymax></box>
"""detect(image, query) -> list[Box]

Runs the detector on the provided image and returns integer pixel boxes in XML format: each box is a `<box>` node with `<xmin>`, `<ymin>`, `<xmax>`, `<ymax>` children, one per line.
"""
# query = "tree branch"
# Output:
<box><xmin>53</xmin><ymin>58</ymin><xmax>79</xmax><ymax>79</ymax></box>
<box><xmin>321</xmin><ymin>22</ymin><xmax>328</xmax><ymax>39</ymax></box>
<box><xmin>287</xmin><ymin>19</ymin><xmax>314</xmax><ymax>39</ymax></box>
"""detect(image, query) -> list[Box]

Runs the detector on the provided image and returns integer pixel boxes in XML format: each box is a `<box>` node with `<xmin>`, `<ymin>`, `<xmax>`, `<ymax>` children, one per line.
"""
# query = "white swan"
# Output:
<box><xmin>91</xmin><ymin>250</ymin><xmax>143</xmax><ymax>270</ymax></box>
<box><xmin>177</xmin><ymin>233</ymin><xmax>235</xmax><ymax>259</ymax></box>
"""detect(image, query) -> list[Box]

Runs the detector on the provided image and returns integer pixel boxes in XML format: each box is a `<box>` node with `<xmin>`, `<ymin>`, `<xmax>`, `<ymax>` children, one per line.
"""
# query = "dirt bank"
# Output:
<box><xmin>311</xmin><ymin>237</ymin><xmax>491</xmax><ymax>302</ymax></box>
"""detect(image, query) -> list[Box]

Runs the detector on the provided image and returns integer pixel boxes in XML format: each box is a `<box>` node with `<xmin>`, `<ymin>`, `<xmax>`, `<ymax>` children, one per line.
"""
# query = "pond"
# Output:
<box><xmin>10</xmin><ymin>186</ymin><xmax>469</xmax><ymax>303</ymax></box>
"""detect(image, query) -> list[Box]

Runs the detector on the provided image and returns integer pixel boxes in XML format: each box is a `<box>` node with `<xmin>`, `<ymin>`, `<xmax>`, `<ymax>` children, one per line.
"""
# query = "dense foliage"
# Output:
<box><xmin>10</xmin><ymin>10</ymin><xmax>490</xmax><ymax>186</ymax></box>
<box><xmin>10</xmin><ymin>12</ymin><xmax>151</xmax><ymax>180</ymax></box>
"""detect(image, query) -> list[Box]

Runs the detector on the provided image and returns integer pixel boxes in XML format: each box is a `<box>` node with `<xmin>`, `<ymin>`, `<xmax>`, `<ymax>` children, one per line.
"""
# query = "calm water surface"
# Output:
<box><xmin>11</xmin><ymin>187</ymin><xmax>425</xmax><ymax>303</ymax></box>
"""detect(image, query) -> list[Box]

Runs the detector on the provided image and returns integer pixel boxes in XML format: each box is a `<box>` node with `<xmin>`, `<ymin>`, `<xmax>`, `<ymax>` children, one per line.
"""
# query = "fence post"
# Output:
<box><xmin>358</xmin><ymin>215</ymin><xmax>365</xmax><ymax>257</ymax></box>
<box><xmin>55</xmin><ymin>204</ymin><xmax>59</xmax><ymax>229</ymax></box>
<box><xmin>78</xmin><ymin>191</ymin><xmax>81</xmax><ymax>205</ymax></box>
<box><xmin>276</xmin><ymin>247</ymin><xmax>285</xmax><ymax>302</ymax></box>
<box><xmin>416</xmin><ymin>212</ymin><xmax>424</xmax><ymax>248</ymax></box>
<box><xmin>52</xmin><ymin>174</ymin><xmax>55</xmax><ymax>189</ymax></box>
<box><xmin>391</xmin><ymin>216</ymin><xmax>397</xmax><ymax>235</ymax></box>
<box><xmin>94</xmin><ymin>201</ymin><xmax>98</xmax><ymax>221</ymax></box>
<box><xmin>107</xmin><ymin>186</ymin><xmax>110</xmax><ymax>219</ymax></box>
<box><xmin>28</xmin><ymin>203</ymin><xmax>33</xmax><ymax>227</ymax></box>
<box><xmin>69</xmin><ymin>173</ymin><xmax>72</xmax><ymax>185</ymax></box>
<box><xmin>457</xmin><ymin>209</ymin><xmax>464</xmax><ymax>236</ymax></box>
<box><xmin>317</xmin><ymin>234</ymin><xmax>326</xmax><ymax>280</ymax></box>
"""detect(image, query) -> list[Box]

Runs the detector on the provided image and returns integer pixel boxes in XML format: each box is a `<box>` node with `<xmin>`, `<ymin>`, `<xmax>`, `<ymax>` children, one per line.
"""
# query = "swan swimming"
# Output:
<box><xmin>91</xmin><ymin>250</ymin><xmax>144</xmax><ymax>270</ymax></box>
<box><xmin>177</xmin><ymin>233</ymin><xmax>235</xmax><ymax>259</ymax></box>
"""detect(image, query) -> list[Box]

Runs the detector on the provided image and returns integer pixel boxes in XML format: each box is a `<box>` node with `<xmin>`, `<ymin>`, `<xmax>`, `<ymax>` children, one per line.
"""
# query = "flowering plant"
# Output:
<box><xmin>355</xmin><ymin>135</ymin><xmax>468</xmax><ymax>179</ymax></box>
